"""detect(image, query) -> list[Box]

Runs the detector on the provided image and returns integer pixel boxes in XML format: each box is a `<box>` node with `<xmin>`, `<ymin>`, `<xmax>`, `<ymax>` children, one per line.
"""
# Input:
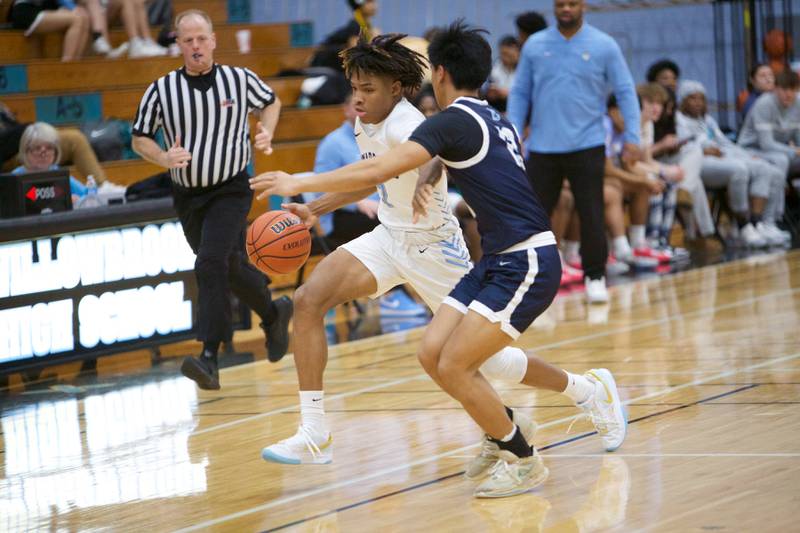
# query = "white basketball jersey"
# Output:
<box><xmin>355</xmin><ymin>98</ymin><xmax>458</xmax><ymax>237</ymax></box>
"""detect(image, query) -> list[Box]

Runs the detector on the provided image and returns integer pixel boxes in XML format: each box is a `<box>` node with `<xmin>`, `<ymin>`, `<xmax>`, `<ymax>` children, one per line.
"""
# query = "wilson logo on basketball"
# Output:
<box><xmin>270</xmin><ymin>218</ymin><xmax>299</xmax><ymax>234</ymax></box>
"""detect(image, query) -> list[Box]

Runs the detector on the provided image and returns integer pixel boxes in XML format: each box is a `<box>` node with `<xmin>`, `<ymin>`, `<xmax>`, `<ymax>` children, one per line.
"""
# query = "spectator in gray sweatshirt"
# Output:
<box><xmin>737</xmin><ymin>70</ymin><xmax>800</xmax><ymax>188</ymax></box>
<box><xmin>677</xmin><ymin>80</ymin><xmax>789</xmax><ymax>246</ymax></box>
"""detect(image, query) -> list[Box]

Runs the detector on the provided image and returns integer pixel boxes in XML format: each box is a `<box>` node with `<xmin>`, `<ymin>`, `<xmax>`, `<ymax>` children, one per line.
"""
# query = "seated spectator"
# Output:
<box><xmin>677</xmin><ymin>80</ymin><xmax>788</xmax><ymax>247</ymax></box>
<box><xmin>82</xmin><ymin>0</ymin><xmax>167</xmax><ymax>58</ymax></box>
<box><xmin>485</xmin><ymin>35</ymin><xmax>519</xmax><ymax>113</ymax></box>
<box><xmin>741</xmin><ymin>63</ymin><xmax>775</xmax><ymax>121</ymax></box>
<box><xmin>738</xmin><ymin>69</ymin><xmax>800</xmax><ymax>189</ymax></box>
<box><xmin>309</xmin><ymin>94</ymin><xmax>379</xmax><ymax>250</ymax></box>
<box><xmin>9</xmin><ymin>0</ymin><xmax>91</xmax><ymax>62</ymax></box>
<box><xmin>636</xmin><ymin>83</ymin><xmax>686</xmax><ymax>256</ymax></box>
<box><xmin>564</xmin><ymin>88</ymin><xmax>684</xmax><ymax>271</ymax></box>
<box><xmin>646</xmin><ymin>58</ymin><xmax>679</xmax><ymax>94</ymax></box>
<box><xmin>514</xmin><ymin>10</ymin><xmax>547</xmax><ymax>46</ymax></box>
<box><xmin>0</xmin><ymin>101</ymin><xmax>124</xmax><ymax>192</ymax></box>
<box><xmin>413</xmin><ymin>84</ymin><xmax>439</xmax><ymax>118</ymax></box>
<box><xmin>604</xmin><ymin>95</ymin><xmax>667</xmax><ymax>266</ymax></box>
<box><xmin>13</xmin><ymin>122</ymin><xmax>88</xmax><ymax>204</ymax></box>
<box><xmin>310</xmin><ymin>0</ymin><xmax>378</xmax><ymax>72</ymax></box>
<box><xmin>647</xmin><ymin>60</ymin><xmax>720</xmax><ymax>250</ymax></box>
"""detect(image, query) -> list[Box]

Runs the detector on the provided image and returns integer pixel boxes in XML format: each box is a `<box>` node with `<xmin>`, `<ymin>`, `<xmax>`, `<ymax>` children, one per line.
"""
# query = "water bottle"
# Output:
<box><xmin>77</xmin><ymin>175</ymin><xmax>102</xmax><ymax>209</ymax></box>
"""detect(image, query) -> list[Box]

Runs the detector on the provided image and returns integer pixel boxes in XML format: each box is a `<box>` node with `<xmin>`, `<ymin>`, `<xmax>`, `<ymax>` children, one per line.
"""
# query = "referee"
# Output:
<box><xmin>132</xmin><ymin>9</ymin><xmax>292</xmax><ymax>390</ymax></box>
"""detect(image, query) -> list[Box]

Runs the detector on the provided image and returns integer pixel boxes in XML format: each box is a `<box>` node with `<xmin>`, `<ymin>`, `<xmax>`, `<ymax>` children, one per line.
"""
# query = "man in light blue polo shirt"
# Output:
<box><xmin>508</xmin><ymin>0</ymin><xmax>640</xmax><ymax>304</ymax></box>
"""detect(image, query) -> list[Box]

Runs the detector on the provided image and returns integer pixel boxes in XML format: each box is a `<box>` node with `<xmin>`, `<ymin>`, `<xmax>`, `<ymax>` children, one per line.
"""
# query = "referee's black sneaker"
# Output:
<box><xmin>262</xmin><ymin>295</ymin><xmax>293</xmax><ymax>362</ymax></box>
<box><xmin>180</xmin><ymin>354</ymin><xmax>220</xmax><ymax>390</ymax></box>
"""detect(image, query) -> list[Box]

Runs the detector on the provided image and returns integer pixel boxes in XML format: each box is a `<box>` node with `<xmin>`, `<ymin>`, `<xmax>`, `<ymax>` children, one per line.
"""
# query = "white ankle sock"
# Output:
<box><xmin>612</xmin><ymin>235</ymin><xmax>632</xmax><ymax>258</ymax></box>
<box><xmin>562</xmin><ymin>372</ymin><xmax>595</xmax><ymax>405</ymax></box>
<box><xmin>479</xmin><ymin>347</ymin><xmax>528</xmax><ymax>383</ymax></box>
<box><xmin>500</xmin><ymin>425</ymin><xmax>517</xmax><ymax>442</ymax></box>
<box><xmin>299</xmin><ymin>390</ymin><xmax>327</xmax><ymax>437</ymax></box>
<box><xmin>629</xmin><ymin>225</ymin><xmax>646</xmax><ymax>249</ymax></box>
<box><xmin>564</xmin><ymin>240</ymin><xmax>580</xmax><ymax>259</ymax></box>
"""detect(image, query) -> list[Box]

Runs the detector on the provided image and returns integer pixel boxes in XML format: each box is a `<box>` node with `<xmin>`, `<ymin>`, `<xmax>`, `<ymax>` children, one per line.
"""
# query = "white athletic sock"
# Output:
<box><xmin>500</xmin><ymin>425</ymin><xmax>518</xmax><ymax>442</ymax></box>
<box><xmin>299</xmin><ymin>390</ymin><xmax>328</xmax><ymax>439</ymax></box>
<box><xmin>629</xmin><ymin>225</ymin><xmax>646</xmax><ymax>249</ymax></box>
<box><xmin>612</xmin><ymin>235</ymin><xmax>632</xmax><ymax>259</ymax></box>
<box><xmin>479</xmin><ymin>347</ymin><xmax>528</xmax><ymax>383</ymax></box>
<box><xmin>562</xmin><ymin>372</ymin><xmax>595</xmax><ymax>405</ymax></box>
<box><xmin>564</xmin><ymin>240</ymin><xmax>580</xmax><ymax>260</ymax></box>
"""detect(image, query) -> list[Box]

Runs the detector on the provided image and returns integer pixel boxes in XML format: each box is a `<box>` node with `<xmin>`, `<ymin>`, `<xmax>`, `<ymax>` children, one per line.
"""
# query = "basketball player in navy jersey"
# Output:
<box><xmin>251</xmin><ymin>21</ymin><xmax>627</xmax><ymax>497</ymax></box>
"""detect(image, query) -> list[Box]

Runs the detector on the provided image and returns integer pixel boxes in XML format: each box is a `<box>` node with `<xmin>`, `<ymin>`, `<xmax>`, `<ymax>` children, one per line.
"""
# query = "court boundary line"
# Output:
<box><xmin>173</xmin><ymin>351</ymin><xmax>800</xmax><ymax>532</ymax></box>
<box><xmin>187</xmin><ymin>286</ymin><xmax>799</xmax><ymax>437</ymax></box>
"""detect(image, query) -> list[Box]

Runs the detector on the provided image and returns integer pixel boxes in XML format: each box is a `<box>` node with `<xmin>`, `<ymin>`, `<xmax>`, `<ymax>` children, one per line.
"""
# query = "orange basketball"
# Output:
<box><xmin>764</xmin><ymin>29</ymin><xmax>792</xmax><ymax>59</ymax></box>
<box><xmin>246</xmin><ymin>210</ymin><xmax>311</xmax><ymax>276</ymax></box>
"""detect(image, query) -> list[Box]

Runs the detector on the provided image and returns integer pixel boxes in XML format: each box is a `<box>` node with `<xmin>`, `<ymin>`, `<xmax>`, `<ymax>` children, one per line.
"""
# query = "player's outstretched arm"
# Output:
<box><xmin>282</xmin><ymin>188</ymin><xmax>377</xmax><ymax>228</ymax></box>
<box><xmin>249</xmin><ymin>141</ymin><xmax>432</xmax><ymax>198</ymax></box>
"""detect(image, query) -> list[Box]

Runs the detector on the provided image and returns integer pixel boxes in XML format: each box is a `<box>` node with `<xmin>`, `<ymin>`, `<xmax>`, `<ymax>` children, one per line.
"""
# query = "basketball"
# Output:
<box><xmin>246</xmin><ymin>210</ymin><xmax>312</xmax><ymax>275</ymax></box>
<box><xmin>763</xmin><ymin>29</ymin><xmax>791</xmax><ymax>59</ymax></box>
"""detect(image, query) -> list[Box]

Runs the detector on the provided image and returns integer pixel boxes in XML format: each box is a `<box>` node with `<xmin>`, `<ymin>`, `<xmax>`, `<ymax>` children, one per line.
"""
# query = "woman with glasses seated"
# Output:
<box><xmin>13</xmin><ymin>122</ymin><xmax>88</xmax><ymax>204</ymax></box>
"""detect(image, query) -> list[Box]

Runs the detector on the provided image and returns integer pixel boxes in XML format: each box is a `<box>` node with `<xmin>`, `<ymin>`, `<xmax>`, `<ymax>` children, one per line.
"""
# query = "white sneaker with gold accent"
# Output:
<box><xmin>464</xmin><ymin>409</ymin><xmax>538</xmax><ymax>480</ymax></box>
<box><xmin>261</xmin><ymin>425</ymin><xmax>333</xmax><ymax>464</ymax></box>
<box><xmin>579</xmin><ymin>368</ymin><xmax>627</xmax><ymax>451</ymax></box>
<box><xmin>473</xmin><ymin>449</ymin><xmax>549</xmax><ymax>498</ymax></box>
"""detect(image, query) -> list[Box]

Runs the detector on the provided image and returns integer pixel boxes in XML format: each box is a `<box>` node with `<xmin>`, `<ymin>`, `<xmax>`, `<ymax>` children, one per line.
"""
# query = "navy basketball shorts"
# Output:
<box><xmin>443</xmin><ymin>243</ymin><xmax>561</xmax><ymax>339</ymax></box>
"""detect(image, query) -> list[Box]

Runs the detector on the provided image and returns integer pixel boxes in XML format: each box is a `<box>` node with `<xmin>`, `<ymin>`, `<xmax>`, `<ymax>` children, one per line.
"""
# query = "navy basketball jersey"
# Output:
<box><xmin>409</xmin><ymin>96</ymin><xmax>551</xmax><ymax>255</ymax></box>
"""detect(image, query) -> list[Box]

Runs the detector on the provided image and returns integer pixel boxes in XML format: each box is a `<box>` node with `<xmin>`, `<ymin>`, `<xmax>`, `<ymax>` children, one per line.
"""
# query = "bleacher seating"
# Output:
<box><xmin>0</xmin><ymin>0</ymin><xmax>347</xmax><ymax>288</ymax></box>
<box><xmin>0</xmin><ymin>22</ymin><xmax>302</xmax><ymax>61</ymax></box>
<box><xmin>3</xmin><ymin>77</ymin><xmax>307</xmax><ymax>124</ymax></box>
<box><xmin>13</xmin><ymin>47</ymin><xmax>312</xmax><ymax>91</ymax></box>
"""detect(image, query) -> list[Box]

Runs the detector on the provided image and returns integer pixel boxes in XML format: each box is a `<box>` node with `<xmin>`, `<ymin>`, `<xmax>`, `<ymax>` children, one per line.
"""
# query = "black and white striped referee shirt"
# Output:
<box><xmin>132</xmin><ymin>64</ymin><xmax>275</xmax><ymax>188</ymax></box>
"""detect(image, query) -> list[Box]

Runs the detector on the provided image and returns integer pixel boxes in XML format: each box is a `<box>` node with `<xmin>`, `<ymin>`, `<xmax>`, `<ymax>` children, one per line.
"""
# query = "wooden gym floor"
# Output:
<box><xmin>1</xmin><ymin>250</ymin><xmax>799</xmax><ymax>532</ymax></box>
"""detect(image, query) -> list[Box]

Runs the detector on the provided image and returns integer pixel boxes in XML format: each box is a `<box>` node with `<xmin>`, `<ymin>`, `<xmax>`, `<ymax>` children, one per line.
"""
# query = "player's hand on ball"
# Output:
<box><xmin>254</xmin><ymin>122</ymin><xmax>273</xmax><ymax>155</ymax></box>
<box><xmin>281</xmin><ymin>202</ymin><xmax>317</xmax><ymax>228</ymax></box>
<box><xmin>250</xmin><ymin>171</ymin><xmax>299</xmax><ymax>200</ymax></box>
<box><xmin>163</xmin><ymin>135</ymin><xmax>191</xmax><ymax>169</ymax></box>
<box><xmin>412</xmin><ymin>183</ymin><xmax>433</xmax><ymax>223</ymax></box>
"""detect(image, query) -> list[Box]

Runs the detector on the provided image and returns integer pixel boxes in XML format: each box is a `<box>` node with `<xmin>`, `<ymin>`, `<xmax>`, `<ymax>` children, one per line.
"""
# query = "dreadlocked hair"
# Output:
<box><xmin>340</xmin><ymin>32</ymin><xmax>428</xmax><ymax>94</ymax></box>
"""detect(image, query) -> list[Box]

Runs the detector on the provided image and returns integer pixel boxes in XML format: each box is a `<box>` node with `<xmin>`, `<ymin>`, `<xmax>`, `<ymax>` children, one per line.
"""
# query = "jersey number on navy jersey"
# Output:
<box><xmin>496</xmin><ymin>126</ymin><xmax>525</xmax><ymax>170</ymax></box>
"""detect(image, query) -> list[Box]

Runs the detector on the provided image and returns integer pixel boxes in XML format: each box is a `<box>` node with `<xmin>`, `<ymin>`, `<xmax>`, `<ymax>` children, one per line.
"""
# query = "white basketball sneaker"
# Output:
<box><xmin>261</xmin><ymin>425</ymin><xmax>333</xmax><ymax>464</ymax></box>
<box><xmin>578</xmin><ymin>368</ymin><xmax>627</xmax><ymax>452</ymax></box>
<box><xmin>464</xmin><ymin>409</ymin><xmax>538</xmax><ymax>480</ymax></box>
<box><xmin>473</xmin><ymin>449</ymin><xmax>549</xmax><ymax>498</ymax></box>
<box><xmin>585</xmin><ymin>276</ymin><xmax>609</xmax><ymax>304</ymax></box>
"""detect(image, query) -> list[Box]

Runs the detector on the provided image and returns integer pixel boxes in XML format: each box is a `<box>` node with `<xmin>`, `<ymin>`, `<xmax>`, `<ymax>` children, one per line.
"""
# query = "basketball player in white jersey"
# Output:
<box><xmin>253</xmin><ymin>34</ymin><xmax>622</xmax><ymax>474</ymax></box>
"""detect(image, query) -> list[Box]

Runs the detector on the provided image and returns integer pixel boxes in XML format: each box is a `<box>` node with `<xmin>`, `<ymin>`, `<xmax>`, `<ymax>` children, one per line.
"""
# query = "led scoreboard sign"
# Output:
<box><xmin>0</xmin><ymin>208</ymin><xmax>250</xmax><ymax>374</ymax></box>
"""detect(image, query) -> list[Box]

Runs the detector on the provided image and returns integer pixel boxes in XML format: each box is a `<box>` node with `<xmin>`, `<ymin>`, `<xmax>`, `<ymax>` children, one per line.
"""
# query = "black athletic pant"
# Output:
<box><xmin>526</xmin><ymin>145</ymin><xmax>607</xmax><ymax>280</ymax></box>
<box><xmin>173</xmin><ymin>170</ymin><xmax>273</xmax><ymax>344</ymax></box>
<box><xmin>328</xmin><ymin>209</ymin><xmax>380</xmax><ymax>248</ymax></box>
